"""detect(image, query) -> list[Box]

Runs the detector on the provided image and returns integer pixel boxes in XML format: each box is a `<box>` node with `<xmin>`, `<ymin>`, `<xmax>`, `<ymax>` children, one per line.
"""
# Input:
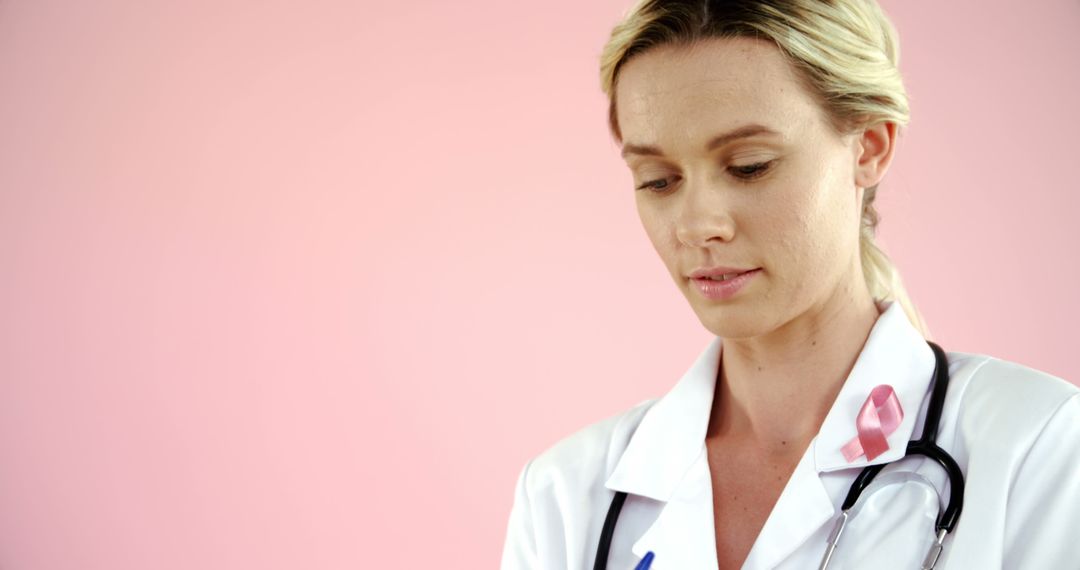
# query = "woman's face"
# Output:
<box><xmin>615</xmin><ymin>37</ymin><xmax>883</xmax><ymax>340</ymax></box>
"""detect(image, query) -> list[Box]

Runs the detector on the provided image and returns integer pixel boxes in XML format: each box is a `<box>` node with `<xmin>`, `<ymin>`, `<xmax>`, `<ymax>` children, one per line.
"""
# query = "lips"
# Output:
<box><xmin>688</xmin><ymin>266</ymin><xmax>759</xmax><ymax>280</ymax></box>
<box><xmin>689</xmin><ymin>268</ymin><xmax>760</xmax><ymax>300</ymax></box>
<box><xmin>702</xmin><ymin>272</ymin><xmax>746</xmax><ymax>282</ymax></box>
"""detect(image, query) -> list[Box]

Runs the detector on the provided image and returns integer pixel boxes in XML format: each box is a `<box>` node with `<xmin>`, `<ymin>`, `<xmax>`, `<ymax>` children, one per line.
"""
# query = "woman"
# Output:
<box><xmin>500</xmin><ymin>1</ymin><xmax>1080</xmax><ymax>568</ymax></box>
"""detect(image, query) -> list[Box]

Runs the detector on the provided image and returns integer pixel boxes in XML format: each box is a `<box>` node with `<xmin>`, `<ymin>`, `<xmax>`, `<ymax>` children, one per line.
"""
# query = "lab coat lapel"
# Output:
<box><xmin>604</xmin><ymin>335</ymin><xmax>722</xmax><ymax>568</ymax></box>
<box><xmin>631</xmin><ymin>448</ymin><xmax>720</xmax><ymax>569</ymax></box>
<box><xmin>604</xmin><ymin>335</ymin><xmax>721</xmax><ymax>502</ymax></box>
<box><xmin>745</xmin><ymin>299</ymin><xmax>937</xmax><ymax>569</ymax></box>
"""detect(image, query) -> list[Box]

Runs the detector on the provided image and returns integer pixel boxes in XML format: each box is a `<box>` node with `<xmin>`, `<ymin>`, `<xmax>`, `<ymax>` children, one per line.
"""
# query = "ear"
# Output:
<box><xmin>852</xmin><ymin>121</ymin><xmax>898</xmax><ymax>189</ymax></box>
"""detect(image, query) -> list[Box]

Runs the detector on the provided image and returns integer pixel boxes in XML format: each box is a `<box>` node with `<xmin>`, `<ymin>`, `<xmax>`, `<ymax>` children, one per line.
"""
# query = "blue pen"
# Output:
<box><xmin>634</xmin><ymin>551</ymin><xmax>655</xmax><ymax>570</ymax></box>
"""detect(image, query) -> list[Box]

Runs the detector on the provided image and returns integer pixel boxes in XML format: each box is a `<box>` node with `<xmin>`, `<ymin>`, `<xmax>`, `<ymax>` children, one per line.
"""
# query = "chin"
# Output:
<box><xmin>692</xmin><ymin>303</ymin><xmax>772</xmax><ymax>340</ymax></box>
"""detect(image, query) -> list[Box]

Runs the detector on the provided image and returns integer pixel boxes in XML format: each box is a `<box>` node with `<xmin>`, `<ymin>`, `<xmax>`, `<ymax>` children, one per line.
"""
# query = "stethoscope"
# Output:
<box><xmin>593</xmin><ymin>340</ymin><xmax>965</xmax><ymax>570</ymax></box>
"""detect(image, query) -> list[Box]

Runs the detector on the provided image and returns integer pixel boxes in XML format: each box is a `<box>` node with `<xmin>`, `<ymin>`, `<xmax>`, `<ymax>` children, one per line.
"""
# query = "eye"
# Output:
<box><xmin>728</xmin><ymin>161</ymin><xmax>773</xmax><ymax>180</ymax></box>
<box><xmin>636</xmin><ymin>176</ymin><xmax>678</xmax><ymax>193</ymax></box>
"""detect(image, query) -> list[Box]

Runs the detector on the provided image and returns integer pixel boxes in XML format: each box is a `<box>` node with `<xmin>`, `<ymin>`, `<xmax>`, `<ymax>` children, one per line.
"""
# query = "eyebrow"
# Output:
<box><xmin>620</xmin><ymin>124</ymin><xmax>780</xmax><ymax>159</ymax></box>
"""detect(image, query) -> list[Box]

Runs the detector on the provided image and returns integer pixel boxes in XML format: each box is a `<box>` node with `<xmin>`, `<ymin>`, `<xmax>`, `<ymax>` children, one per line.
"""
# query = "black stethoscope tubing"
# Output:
<box><xmin>593</xmin><ymin>340</ymin><xmax>965</xmax><ymax>569</ymax></box>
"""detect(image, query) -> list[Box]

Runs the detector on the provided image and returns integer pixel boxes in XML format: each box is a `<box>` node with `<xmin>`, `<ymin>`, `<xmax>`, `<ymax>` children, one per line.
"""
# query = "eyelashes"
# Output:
<box><xmin>730</xmin><ymin>161</ymin><xmax>772</xmax><ymax>179</ymax></box>
<box><xmin>636</xmin><ymin>179</ymin><xmax>669</xmax><ymax>192</ymax></box>
<box><xmin>636</xmin><ymin>161</ymin><xmax>774</xmax><ymax>193</ymax></box>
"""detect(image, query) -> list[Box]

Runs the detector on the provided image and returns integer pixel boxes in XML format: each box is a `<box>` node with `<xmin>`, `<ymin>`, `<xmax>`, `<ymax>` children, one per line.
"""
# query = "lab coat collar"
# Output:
<box><xmin>813</xmin><ymin>299</ymin><xmax>935</xmax><ymax>472</ymax></box>
<box><xmin>604</xmin><ymin>327</ymin><xmax>721</xmax><ymax>502</ymax></box>
<box><xmin>604</xmin><ymin>298</ymin><xmax>936</xmax><ymax>499</ymax></box>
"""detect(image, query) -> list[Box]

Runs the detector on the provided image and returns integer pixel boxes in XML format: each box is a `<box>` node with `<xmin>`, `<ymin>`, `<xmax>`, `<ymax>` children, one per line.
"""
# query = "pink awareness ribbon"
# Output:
<box><xmin>841</xmin><ymin>384</ymin><xmax>904</xmax><ymax>462</ymax></box>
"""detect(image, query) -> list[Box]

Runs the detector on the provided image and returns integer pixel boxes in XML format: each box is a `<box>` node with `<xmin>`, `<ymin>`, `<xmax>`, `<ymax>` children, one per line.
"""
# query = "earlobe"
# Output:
<box><xmin>853</xmin><ymin>121</ymin><xmax>898</xmax><ymax>190</ymax></box>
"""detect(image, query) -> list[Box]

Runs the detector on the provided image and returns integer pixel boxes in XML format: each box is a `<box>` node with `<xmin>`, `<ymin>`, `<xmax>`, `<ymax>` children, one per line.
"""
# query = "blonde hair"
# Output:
<box><xmin>599</xmin><ymin>0</ymin><xmax>931</xmax><ymax>338</ymax></box>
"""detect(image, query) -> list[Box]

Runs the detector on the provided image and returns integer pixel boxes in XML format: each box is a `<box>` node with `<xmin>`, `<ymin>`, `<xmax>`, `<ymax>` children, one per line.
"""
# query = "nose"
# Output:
<box><xmin>673</xmin><ymin>177</ymin><xmax>737</xmax><ymax>247</ymax></box>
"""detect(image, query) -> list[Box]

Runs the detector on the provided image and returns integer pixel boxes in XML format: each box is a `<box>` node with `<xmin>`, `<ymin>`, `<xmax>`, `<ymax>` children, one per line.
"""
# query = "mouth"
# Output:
<box><xmin>688</xmin><ymin>267</ymin><xmax>760</xmax><ymax>281</ymax></box>
<box><xmin>697</xmin><ymin>271</ymin><xmax>751</xmax><ymax>282</ymax></box>
<box><xmin>688</xmin><ymin>268</ymin><xmax>761</xmax><ymax>300</ymax></box>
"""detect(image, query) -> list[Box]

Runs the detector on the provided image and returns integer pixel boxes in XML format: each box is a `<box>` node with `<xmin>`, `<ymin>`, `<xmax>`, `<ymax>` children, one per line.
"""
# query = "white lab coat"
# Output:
<box><xmin>500</xmin><ymin>300</ymin><xmax>1080</xmax><ymax>569</ymax></box>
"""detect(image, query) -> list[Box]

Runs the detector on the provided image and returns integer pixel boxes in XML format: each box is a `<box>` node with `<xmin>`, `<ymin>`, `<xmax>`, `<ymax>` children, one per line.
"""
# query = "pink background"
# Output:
<box><xmin>1</xmin><ymin>0</ymin><xmax>1077</xmax><ymax>568</ymax></box>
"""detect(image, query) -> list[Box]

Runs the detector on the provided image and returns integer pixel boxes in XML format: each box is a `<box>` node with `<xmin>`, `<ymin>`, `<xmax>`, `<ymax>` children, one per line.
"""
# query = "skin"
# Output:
<box><xmin>614</xmin><ymin>35</ymin><xmax>899</xmax><ymax>567</ymax></box>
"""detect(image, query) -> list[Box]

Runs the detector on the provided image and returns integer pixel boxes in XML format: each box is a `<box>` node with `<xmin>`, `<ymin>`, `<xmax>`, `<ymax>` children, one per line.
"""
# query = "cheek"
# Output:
<box><xmin>770</xmin><ymin>200</ymin><xmax>822</xmax><ymax>277</ymax></box>
<box><xmin>768</xmin><ymin>181</ymin><xmax>851</xmax><ymax>283</ymax></box>
<box><xmin>636</xmin><ymin>202</ymin><xmax>678</xmax><ymax>264</ymax></box>
<box><xmin>799</xmin><ymin>183</ymin><xmax>860</xmax><ymax>277</ymax></box>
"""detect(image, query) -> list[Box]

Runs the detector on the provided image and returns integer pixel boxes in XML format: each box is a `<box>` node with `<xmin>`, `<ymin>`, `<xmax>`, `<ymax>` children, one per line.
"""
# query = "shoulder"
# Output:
<box><xmin>944</xmin><ymin>350</ymin><xmax>1078</xmax><ymax>460</ymax></box>
<box><xmin>520</xmin><ymin>398</ymin><xmax>658</xmax><ymax>495</ymax></box>
<box><xmin>940</xmin><ymin>354</ymin><xmax>1080</xmax><ymax>566</ymax></box>
<box><xmin>947</xmin><ymin>350</ymin><xmax>1076</xmax><ymax>417</ymax></box>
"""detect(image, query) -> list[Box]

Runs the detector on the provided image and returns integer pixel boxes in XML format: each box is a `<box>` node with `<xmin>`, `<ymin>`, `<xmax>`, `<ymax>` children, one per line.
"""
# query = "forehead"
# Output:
<box><xmin>614</xmin><ymin>37</ymin><xmax>825</xmax><ymax>148</ymax></box>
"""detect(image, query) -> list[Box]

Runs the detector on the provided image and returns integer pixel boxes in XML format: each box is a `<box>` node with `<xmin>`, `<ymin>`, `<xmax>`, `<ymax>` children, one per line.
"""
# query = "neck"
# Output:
<box><xmin>706</xmin><ymin>278</ymin><xmax>881</xmax><ymax>455</ymax></box>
